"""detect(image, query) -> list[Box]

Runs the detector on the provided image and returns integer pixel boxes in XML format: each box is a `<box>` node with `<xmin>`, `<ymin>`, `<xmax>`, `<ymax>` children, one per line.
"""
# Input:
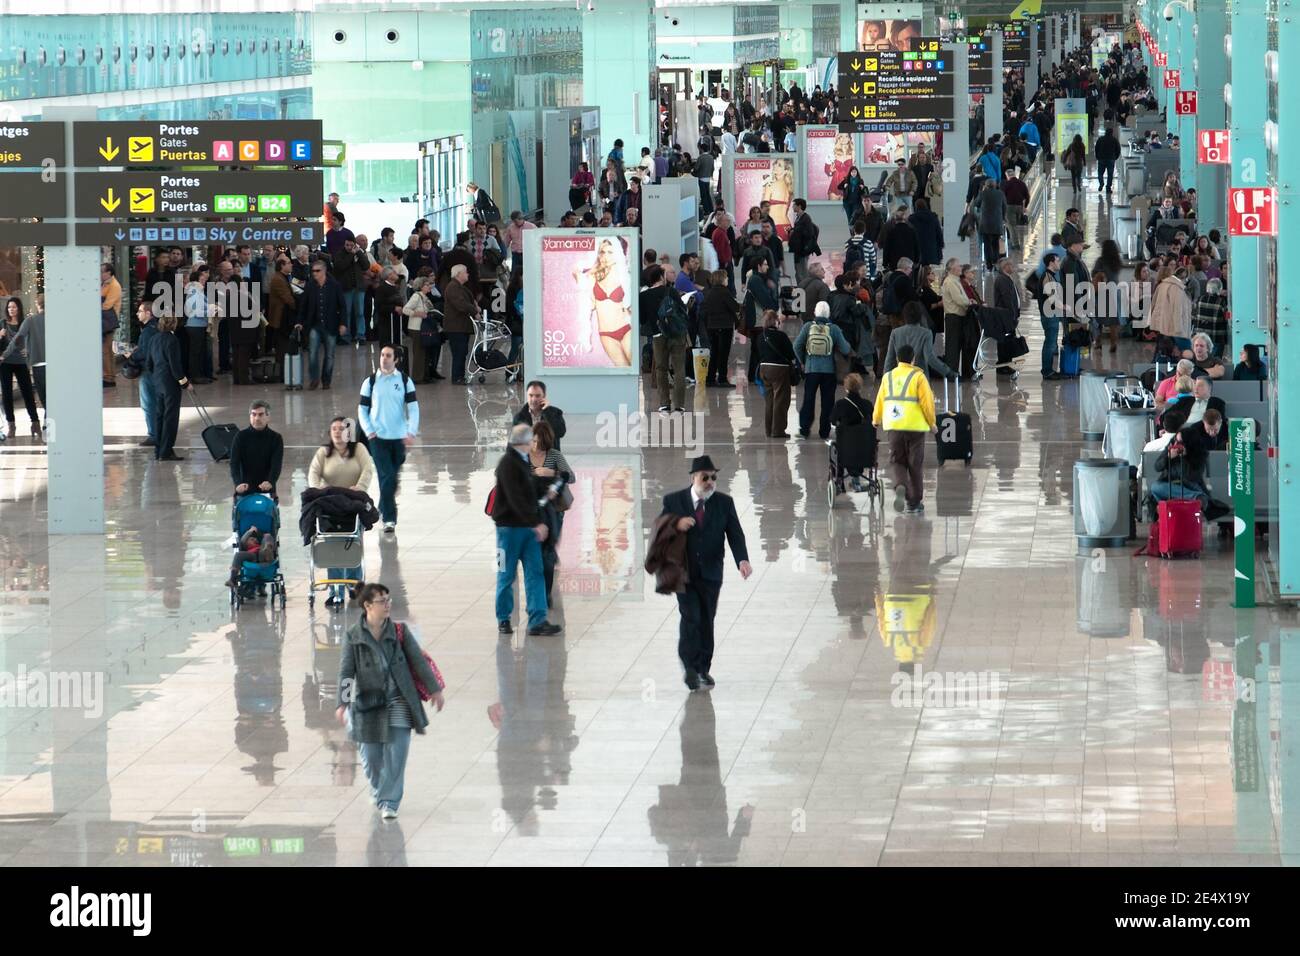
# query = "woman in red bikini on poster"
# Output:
<box><xmin>572</xmin><ymin>238</ymin><xmax>633</xmax><ymax>367</ymax></box>
<box><xmin>762</xmin><ymin>159</ymin><xmax>795</xmax><ymax>241</ymax></box>
<box><xmin>824</xmin><ymin>133</ymin><xmax>855</xmax><ymax>201</ymax></box>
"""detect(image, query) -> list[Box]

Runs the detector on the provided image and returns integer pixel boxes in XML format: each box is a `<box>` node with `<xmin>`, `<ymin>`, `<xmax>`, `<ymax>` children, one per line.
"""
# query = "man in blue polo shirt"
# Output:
<box><xmin>359</xmin><ymin>344</ymin><xmax>419</xmax><ymax>533</ymax></box>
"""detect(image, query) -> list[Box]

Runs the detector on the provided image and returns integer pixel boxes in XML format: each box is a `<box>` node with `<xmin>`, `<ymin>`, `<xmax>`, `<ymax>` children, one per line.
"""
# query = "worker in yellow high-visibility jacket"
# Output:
<box><xmin>872</xmin><ymin>343</ymin><xmax>937</xmax><ymax>514</ymax></box>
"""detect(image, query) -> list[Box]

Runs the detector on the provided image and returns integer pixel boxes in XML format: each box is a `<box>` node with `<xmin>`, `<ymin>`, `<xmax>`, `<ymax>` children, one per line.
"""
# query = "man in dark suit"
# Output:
<box><xmin>658</xmin><ymin>455</ymin><xmax>752</xmax><ymax>690</ymax></box>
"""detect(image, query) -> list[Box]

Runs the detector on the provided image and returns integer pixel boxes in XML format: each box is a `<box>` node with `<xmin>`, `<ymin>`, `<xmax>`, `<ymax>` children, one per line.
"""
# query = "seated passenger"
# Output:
<box><xmin>1153</xmin><ymin>359</ymin><xmax>1195</xmax><ymax>409</ymax></box>
<box><xmin>1234</xmin><ymin>343</ymin><xmax>1268</xmax><ymax>381</ymax></box>
<box><xmin>1181</xmin><ymin>376</ymin><xmax>1227</xmax><ymax>441</ymax></box>
<box><xmin>1150</xmin><ymin>409</ymin><xmax>1229</xmax><ymax>520</ymax></box>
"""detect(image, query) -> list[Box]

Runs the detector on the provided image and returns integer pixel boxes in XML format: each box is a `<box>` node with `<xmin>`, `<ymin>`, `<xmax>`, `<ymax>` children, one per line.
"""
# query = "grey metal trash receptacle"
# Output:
<box><xmin>1103</xmin><ymin>407</ymin><xmax>1155</xmax><ymax>469</ymax></box>
<box><xmin>1073</xmin><ymin>458</ymin><xmax>1131</xmax><ymax>550</ymax></box>
<box><xmin>1079</xmin><ymin>369</ymin><xmax>1114</xmax><ymax>441</ymax></box>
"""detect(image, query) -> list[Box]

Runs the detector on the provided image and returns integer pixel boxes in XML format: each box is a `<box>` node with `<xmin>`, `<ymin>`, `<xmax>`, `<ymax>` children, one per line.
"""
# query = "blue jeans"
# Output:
<box><xmin>359</xmin><ymin>726</ymin><xmax>411</xmax><ymax>811</ymax></box>
<box><xmin>495</xmin><ymin>525</ymin><xmax>548</xmax><ymax>629</ymax></box>
<box><xmin>139</xmin><ymin>376</ymin><xmax>157</xmax><ymax>441</ymax></box>
<box><xmin>343</xmin><ymin>289</ymin><xmax>365</xmax><ymax>343</ymax></box>
<box><xmin>307</xmin><ymin>326</ymin><xmax>337</xmax><ymax>386</ymax></box>
<box><xmin>889</xmin><ymin>195</ymin><xmax>913</xmax><ymax>216</ymax></box>
<box><xmin>799</xmin><ymin>371</ymin><xmax>837</xmax><ymax>438</ymax></box>
<box><xmin>1040</xmin><ymin>315</ymin><xmax>1060</xmax><ymax>375</ymax></box>
<box><xmin>507</xmin><ymin>334</ymin><xmax>523</xmax><ymax>367</ymax></box>
<box><xmin>370</xmin><ymin>437</ymin><xmax>407</xmax><ymax>524</ymax></box>
<box><xmin>328</xmin><ymin>565</ymin><xmax>363</xmax><ymax>601</ymax></box>
<box><xmin>1150</xmin><ymin>478</ymin><xmax>1208</xmax><ymax>507</ymax></box>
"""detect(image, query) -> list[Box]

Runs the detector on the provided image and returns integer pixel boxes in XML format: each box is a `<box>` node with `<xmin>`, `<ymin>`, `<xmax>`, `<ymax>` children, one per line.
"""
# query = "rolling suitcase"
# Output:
<box><xmin>249</xmin><ymin>356</ymin><xmax>276</xmax><ymax>384</ymax></box>
<box><xmin>191</xmin><ymin>392</ymin><xmax>238</xmax><ymax>462</ymax></box>
<box><xmin>283</xmin><ymin>352</ymin><xmax>303</xmax><ymax>390</ymax></box>
<box><xmin>1138</xmin><ymin>498</ymin><xmax>1202</xmax><ymax>558</ymax></box>
<box><xmin>935</xmin><ymin>377</ymin><xmax>973</xmax><ymax>466</ymax></box>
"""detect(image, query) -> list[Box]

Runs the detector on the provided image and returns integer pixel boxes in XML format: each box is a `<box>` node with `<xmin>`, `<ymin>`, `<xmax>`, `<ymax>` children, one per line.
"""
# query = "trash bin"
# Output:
<box><xmin>1079</xmin><ymin>369</ymin><xmax>1114</xmax><ymax>441</ymax></box>
<box><xmin>1103</xmin><ymin>407</ymin><xmax>1155</xmax><ymax>468</ymax></box>
<box><xmin>1073</xmin><ymin>458</ymin><xmax>1131</xmax><ymax>550</ymax></box>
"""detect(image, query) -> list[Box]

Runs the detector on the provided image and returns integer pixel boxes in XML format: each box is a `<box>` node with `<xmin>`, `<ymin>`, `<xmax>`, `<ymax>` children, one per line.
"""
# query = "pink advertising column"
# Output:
<box><xmin>522</xmin><ymin>228</ymin><xmax>642</xmax><ymax>450</ymax></box>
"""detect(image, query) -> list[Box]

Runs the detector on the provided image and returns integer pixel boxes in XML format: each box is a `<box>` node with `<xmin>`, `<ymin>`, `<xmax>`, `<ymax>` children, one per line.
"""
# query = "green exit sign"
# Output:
<box><xmin>214</xmin><ymin>194</ymin><xmax>248</xmax><ymax>213</ymax></box>
<box><xmin>257</xmin><ymin>194</ymin><xmax>291</xmax><ymax>213</ymax></box>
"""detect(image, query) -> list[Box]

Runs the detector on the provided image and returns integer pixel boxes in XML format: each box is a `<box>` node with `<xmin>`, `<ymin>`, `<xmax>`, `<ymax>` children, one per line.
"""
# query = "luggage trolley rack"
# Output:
<box><xmin>467</xmin><ymin>312</ymin><xmax>522</xmax><ymax>384</ymax></box>
<box><xmin>307</xmin><ymin>515</ymin><xmax>365</xmax><ymax>610</ymax></box>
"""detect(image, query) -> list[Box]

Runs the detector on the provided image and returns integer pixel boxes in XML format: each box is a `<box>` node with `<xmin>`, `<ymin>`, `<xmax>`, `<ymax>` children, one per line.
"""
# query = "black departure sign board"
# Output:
<box><xmin>836</xmin><ymin>40</ymin><xmax>954</xmax><ymax>133</ymax></box>
<box><xmin>997</xmin><ymin>21</ymin><xmax>1030</xmax><ymax>67</ymax></box>
<box><xmin>957</xmin><ymin>34</ymin><xmax>993</xmax><ymax>94</ymax></box>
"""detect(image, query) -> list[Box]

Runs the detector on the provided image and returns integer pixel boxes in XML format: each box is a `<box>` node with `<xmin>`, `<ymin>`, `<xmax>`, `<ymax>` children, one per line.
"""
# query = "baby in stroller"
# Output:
<box><xmin>225</xmin><ymin>526</ymin><xmax>278</xmax><ymax>588</ymax></box>
<box><xmin>229</xmin><ymin>493</ymin><xmax>287</xmax><ymax>606</ymax></box>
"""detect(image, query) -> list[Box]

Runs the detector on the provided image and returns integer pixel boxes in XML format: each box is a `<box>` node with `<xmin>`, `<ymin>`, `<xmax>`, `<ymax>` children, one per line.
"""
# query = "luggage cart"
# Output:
<box><xmin>467</xmin><ymin>311</ymin><xmax>521</xmax><ymax>385</ymax></box>
<box><xmin>307</xmin><ymin>515</ymin><xmax>365</xmax><ymax>610</ymax></box>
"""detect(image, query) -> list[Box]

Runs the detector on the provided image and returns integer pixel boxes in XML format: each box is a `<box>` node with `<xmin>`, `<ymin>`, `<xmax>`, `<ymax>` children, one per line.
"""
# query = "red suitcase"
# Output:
<box><xmin>1153</xmin><ymin>499</ymin><xmax>1202</xmax><ymax>558</ymax></box>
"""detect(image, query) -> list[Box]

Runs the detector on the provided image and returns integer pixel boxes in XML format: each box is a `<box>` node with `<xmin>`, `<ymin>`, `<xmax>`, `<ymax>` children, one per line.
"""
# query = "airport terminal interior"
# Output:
<box><xmin>0</xmin><ymin>0</ymin><xmax>1297</xmax><ymax>869</ymax></box>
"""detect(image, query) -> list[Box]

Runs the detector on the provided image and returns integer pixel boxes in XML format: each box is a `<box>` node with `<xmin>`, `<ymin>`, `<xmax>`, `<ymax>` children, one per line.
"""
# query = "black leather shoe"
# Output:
<box><xmin>528</xmin><ymin>622</ymin><xmax>562</xmax><ymax>636</ymax></box>
<box><xmin>698</xmin><ymin>672</ymin><xmax>716</xmax><ymax>688</ymax></box>
<box><xmin>498</xmin><ymin>620</ymin><xmax>513</xmax><ymax>635</ymax></box>
<box><xmin>684</xmin><ymin>671</ymin><xmax>701</xmax><ymax>691</ymax></box>
<box><xmin>160</xmin><ymin>453</ymin><xmax>185</xmax><ymax>461</ymax></box>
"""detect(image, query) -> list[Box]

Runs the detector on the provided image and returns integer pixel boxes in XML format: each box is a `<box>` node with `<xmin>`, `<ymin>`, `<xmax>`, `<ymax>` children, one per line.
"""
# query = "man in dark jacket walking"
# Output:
<box><xmin>787</xmin><ymin>198</ymin><xmax>820</xmax><ymax>284</ymax></box>
<box><xmin>332</xmin><ymin>238</ymin><xmax>370</xmax><ymax>345</ymax></box>
<box><xmin>296</xmin><ymin>259</ymin><xmax>347</xmax><ymax>390</ymax></box>
<box><xmin>512</xmin><ymin>380</ymin><xmax>567</xmax><ymax>449</ymax></box>
<box><xmin>908</xmin><ymin>198</ymin><xmax>944</xmax><ymax>267</ymax></box>
<box><xmin>658</xmin><ymin>455</ymin><xmax>751</xmax><ymax>690</ymax></box>
<box><xmin>1095</xmin><ymin>126</ymin><xmax>1121</xmax><ymax>193</ymax></box>
<box><xmin>492</xmin><ymin>425</ymin><xmax>561</xmax><ymax>636</ymax></box>
<box><xmin>877</xmin><ymin>205</ymin><xmax>920</xmax><ymax>272</ymax></box>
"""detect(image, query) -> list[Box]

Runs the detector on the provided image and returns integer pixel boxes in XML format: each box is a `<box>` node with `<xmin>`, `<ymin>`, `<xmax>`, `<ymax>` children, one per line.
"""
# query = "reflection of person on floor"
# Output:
<box><xmin>648</xmin><ymin>694</ymin><xmax>753</xmax><ymax>866</ymax></box>
<box><xmin>573</xmin><ymin>239</ymin><xmax>632</xmax><ymax>367</ymax></box>
<box><xmin>488</xmin><ymin>636</ymin><xmax>579</xmax><ymax>835</ymax></box>
<box><xmin>230</xmin><ymin>614</ymin><xmax>289</xmax><ymax>786</ymax></box>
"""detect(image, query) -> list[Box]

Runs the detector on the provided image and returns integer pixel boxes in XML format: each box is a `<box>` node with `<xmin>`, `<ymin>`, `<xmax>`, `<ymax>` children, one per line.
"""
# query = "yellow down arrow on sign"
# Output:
<box><xmin>99</xmin><ymin>188</ymin><xmax>121</xmax><ymax>213</ymax></box>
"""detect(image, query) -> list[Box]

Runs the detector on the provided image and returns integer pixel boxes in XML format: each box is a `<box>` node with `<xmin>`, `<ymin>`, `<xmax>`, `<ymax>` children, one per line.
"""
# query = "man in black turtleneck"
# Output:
<box><xmin>230</xmin><ymin>399</ymin><xmax>284</xmax><ymax>500</ymax></box>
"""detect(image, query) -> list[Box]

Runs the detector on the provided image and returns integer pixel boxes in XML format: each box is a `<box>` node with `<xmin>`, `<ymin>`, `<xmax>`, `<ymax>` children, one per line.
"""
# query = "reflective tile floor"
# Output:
<box><xmin>1</xmin><ymin>175</ymin><xmax>1296</xmax><ymax>867</ymax></box>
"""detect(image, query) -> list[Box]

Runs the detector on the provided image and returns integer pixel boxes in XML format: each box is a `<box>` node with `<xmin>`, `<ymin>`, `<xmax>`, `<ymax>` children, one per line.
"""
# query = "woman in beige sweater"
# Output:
<box><xmin>309</xmin><ymin>416</ymin><xmax>375</xmax><ymax>608</ymax></box>
<box><xmin>309</xmin><ymin>416</ymin><xmax>375</xmax><ymax>491</ymax></box>
<box><xmin>940</xmin><ymin>257</ymin><xmax>972</xmax><ymax>379</ymax></box>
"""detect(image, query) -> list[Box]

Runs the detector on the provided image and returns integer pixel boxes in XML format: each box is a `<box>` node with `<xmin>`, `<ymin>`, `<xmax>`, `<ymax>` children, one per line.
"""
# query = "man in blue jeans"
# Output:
<box><xmin>359</xmin><ymin>345</ymin><xmax>419</xmax><ymax>533</ymax></box>
<box><xmin>298</xmin><ymin>260</ymin><xmax>346</xmax><ymax>390</ymax></box>
<box><xmin>490</xmin><ymin>424</ymin><xmax>561</xmax><ymax>636</ymax></box>
<box><xmin>793</xmin><ymin>301</ymin><xmax>852</xmax><ymax>439</ymax></box>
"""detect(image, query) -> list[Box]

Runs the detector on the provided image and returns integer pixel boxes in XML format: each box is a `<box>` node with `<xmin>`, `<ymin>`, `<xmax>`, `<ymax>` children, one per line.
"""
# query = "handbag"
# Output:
<box><xmin>1064</xmin><ymin>325</ymin><xmax>1092</xmax><ymax>348</ymax></box>
<box><xmin>395</xmin><ymin>623</ymin><xmax>443</xmax><ymax>703</ymax></box>
<box><xmin>101</xmin><ymin>309</ymin><xmax>120</xmax><ymax>335</ymax></box>
<box><xmin>555</xmin><ymin>483</ymin><xmax>574</xmax><ymax>511</ymax></box>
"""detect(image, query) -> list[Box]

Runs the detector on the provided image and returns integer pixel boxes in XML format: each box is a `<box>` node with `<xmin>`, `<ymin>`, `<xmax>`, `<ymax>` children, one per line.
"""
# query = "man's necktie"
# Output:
<box><xmin>694</xmin><ymin>500</ymin><xmax>705</xmax><ymax>526</ymax></box>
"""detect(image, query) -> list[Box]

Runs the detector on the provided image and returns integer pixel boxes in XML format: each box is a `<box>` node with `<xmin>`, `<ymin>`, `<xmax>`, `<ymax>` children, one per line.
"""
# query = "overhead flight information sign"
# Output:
<box><xmin>76</xmin><ymin>220</ymin><xmax>323</xmax><ymax>246</ymax></box>
<box><xmin>957</xmin><ymin>34</ymin><xmax>993</xmax><ymax>94</ymax></box>
<box><xmin>997</xmin><ymin>21</ymin><xmax>1029</xmax><ymax>67</ymax></box>
<box><xmin>72</xmin><ymin>120</ymin><xmax>324</xmax><ymax>168</ymax></box>
<box><xmin>74</xmin><ymin>170</ymin><xmax>324</xmax><ymax>219</ymax></box>
<box><xmin>837</xmin><ymin>40</ymin><xmax>954</xmax><ymax>133</ymax></box>
<box><xmin>0</xmin><ymin>122</ymin><xmax>67</xmax><ymax>167</ymax></box>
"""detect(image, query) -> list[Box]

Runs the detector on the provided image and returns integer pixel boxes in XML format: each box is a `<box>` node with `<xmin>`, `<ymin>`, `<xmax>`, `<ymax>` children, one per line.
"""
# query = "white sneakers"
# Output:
<box><xmin>381</xmin><ymin>806</ymin><xmax>398</xmax><ymax>820</ymax></box>
<box><xmin>383</xmin><ymin>522</ymin><xmax>396</xmax><ymax>534</ymax></box>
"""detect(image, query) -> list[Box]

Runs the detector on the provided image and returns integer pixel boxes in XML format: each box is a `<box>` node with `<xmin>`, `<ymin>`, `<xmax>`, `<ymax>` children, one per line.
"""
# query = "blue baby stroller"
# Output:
<box><xmin>231</xmin><ymin>493</ymin><xmax>287</xmax><ymax>611</ymax></box>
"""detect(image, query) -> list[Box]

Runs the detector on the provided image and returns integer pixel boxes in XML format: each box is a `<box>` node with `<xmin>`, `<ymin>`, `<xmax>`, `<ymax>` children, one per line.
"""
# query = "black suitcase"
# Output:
<box><xmin>935</xmin><ymin>377</ymin><xmax>972</xmax><ymax>466</ymax></box>
<box><xmin>191</xmin><ymin>392</ymin><xmax>238</xmax><ymax>462</ymax></box>
<box><xmin>249</xmin><ymin>356</ymin><xmax>277</xmax><ymax>384</ymax></box>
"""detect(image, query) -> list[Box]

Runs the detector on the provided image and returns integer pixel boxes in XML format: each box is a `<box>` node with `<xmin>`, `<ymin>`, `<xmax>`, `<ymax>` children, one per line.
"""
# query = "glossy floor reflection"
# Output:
<box><xmin>1</xmin><ymin>174</ymin><xmax>1296</xmax><ymax>866</ymax></box>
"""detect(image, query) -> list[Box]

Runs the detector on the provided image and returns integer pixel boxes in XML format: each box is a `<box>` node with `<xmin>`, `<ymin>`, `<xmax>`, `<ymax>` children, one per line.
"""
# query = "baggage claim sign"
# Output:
<box><xmin>837</xmin><ymin>40</ymin><xmax>954</xmax><ymax>133</ymax></box>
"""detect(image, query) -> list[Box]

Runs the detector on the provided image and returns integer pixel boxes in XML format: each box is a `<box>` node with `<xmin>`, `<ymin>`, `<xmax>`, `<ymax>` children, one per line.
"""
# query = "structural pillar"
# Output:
<box><xmin>1274</xmin><ymin>0</ymin><xmax>1299</xmax><ymax>597</ymax></box>
<box><xmin>780</xmin><ymin>1</ymin><xmax>814</xmax><ymax>68</ymax></box>
<box><xmin>1030</xmin><ymin>18</ymin><xmax>1040</xmax><ymax>90</ymax></box>
<box><xmin>1229</xmin><ymin>0</ymin><xmax>1268</xmax><ymax>350</ymax></box>
<box><xmin>582</xmin><ymin>0</ymin><xmax>656</xmax><ymax>159</ymax></box>
<box><xmin>42</xmin><ymin>105</ymin><xmax>104</xmax><ymax>535</ymax></box>
<box><xmin>986</xmin><ymin>31</ymin><xmax>1003</xmax><ymax>147</ymax></box>
<box><xmin>1175</xmin><ymin>5</ymin><xmax>1197</xmax><ymax>192</ymax></box>
<box><xmin>943</xmin><ymin>43</ymin><xmax>971</xmax><ymax>256</ymax></box>
<box><xmin>1196</xmin><ymin>0</ymin><xmax>1229</xmax><ymax>234</ymax></box>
